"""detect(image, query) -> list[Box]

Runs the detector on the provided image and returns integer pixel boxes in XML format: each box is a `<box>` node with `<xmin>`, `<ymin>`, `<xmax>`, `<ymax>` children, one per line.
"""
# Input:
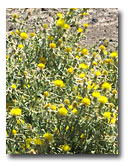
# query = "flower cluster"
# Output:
<box><xmin>6</xmin><ymin>8</ymin><xmax>118</xmax><ymax>154</ymax></box>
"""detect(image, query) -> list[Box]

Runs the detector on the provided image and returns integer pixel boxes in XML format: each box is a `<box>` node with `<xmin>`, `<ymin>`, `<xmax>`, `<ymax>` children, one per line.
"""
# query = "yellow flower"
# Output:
<box><xmin>109</xmin><ymin>103</ymin><xmax>114</xmax><ymax>108</ymax></box>
<box><xmin>84</xmin><ymin>12</ymin><xmax>88</xmax><ymax>15</ymax></box>
<box><xmin>68</xmin><ymin>105</ymin><xmax>73</xmax><ymax>110</ymax></box>
<box><xmin>24</xmin><ymin>71</ymin><xmax>28</xmax><ymax>75</ymax></box>
<box><xmin>88</xmin><ymin>81</ymin><xmax>98</xmax><ymax>89</ymax></box>
<box><xmin>102</xmin><ymin>70</ymin><xmax>108</xmax><ymax>75</ymax></box>
<box><xmin>11</xmin><ymin>84</ymin><xmax>16</xmax><ymax>89</ymax></box>
<box><xmin>112</xmin><ymin>89</ymin><xmax>118</xmax><ymax>94</ymax></box>
<box><xmin>20</xmin><ymin>32</ymin><xmax>28</xmax><ymax>40</ymax></box>
<box><xmin>66</xmin><ymin>126</ymin><xmax>69</xmax><ymax>131</ymax></box>
<box><xmin>80</xmin><ymin>133</ymin><xmax>85</xmax><ymax>139</ymax></box>
<box><xmin>40</xmin><ymin>57</ymin><xmax>46</xmax><ymax>64</ymax></box>
<box><xmin>30</xmin><ymin>33</ymin><xmax>36</xmax><ymax>37</ymax></box>
<box><xmin>92</xmin><ymin>91</ymin><xmax>100</xmax><ymax>98</ymax></box>
<box><xmin>103</xmin><ymin>112</ymin><xmax>111</xmax><ymax>119</ymax></box>
<box><xmin>12</xmin><ymin>129</ymin><xmax>17</xmax><ymax>135</ymax></box>
<box><xmin>104</xmin><ymin>51</ymin><xmax>108</xmax><ymax>55</ymax></box>
<box><xmin>57</xmin><ymin>18</ymin><xmax>65</xmax><ymax>27</ymax></box>
<box><xmin>75</xmin><ymin>55</ymin><xmax>81</xmax><ymax>59</ymax></box>
<box><xmin>23</xmin><ymin>84</ymin><xmax>26</xmax><ymax>88</ymax></box>
<box><xmin>67</xmin><ymin>67</ymin><xmax>74</xmax><ymax>73</ymax></box>
<box><xmin>81</xmin><ymin>48</ymin><xmax>88</xmax><ymax>55</ymax></box>
<box><xmin>83</xmin><ymin>23</ymin><xmax>88</xmax><ymax>28</ymax></box>
<box><xmin>72</xmin><ymin>108</ymin><xmax>78</xmax><ymax>114</ymax></box>
<box><xmin>93</xmin><ymin>52</ymin><xmax>97</xmax><ymax>57</ymax></box>
<box><xmin>43</xmin><ymin>132</ymin><xmax>53</xmax><ymax>142</ymax></box>
<box><xmin>98</xmin><ymin>96</ymin><xmax>108</xmax><ymax>104</ymax></box>
<box><xmin>92</xmin><ymin>61</ymin><xmax>97</xmax><ymax>66</ymax></box>
<box><xmin>25</xmin><ymin>142</ymin><xmax>30</xmax><ymax>149</ymax></box>
<box><xmin>99</xmin><ymin>45</ymin><xmax>106</xmax><ymax>51</ymax></box>
<box><xmin>93</xmin><ymin>85</ymin><xmax>98</xmax><ymax>89</ymax></box>
<box><xmin>26</xmin><ymin>137</ymin><xmax>32</xmax><ymax>148</ymax></box>
<box><xmin>58</xmin><ymin>39</ymin><xmax>62</xmax><ymax>43</ymax></box>
<box><xmin>19</xmin><ymin>57</ymin><xmax>22</xmax><ymax>61</ymax></box>
<box><xmin>100</xmin><ymin>61</ymin><xmax>103</xmax><ymax>65</ymax></box>
<box><xmin>16</xmin><ymin>29</ymin><xmax>20</xmax><ymax>34</ymax></box>
<box><xmin>13</xmin><ymin>13</ymin><xmax>18</xmax><ymax>19</ymax></box>
<box><xmin>73</xmin><ymin>86</ymin><xmax>77</xmax><ymax>91</ymax></box>
<box><xmin>43</xmin><ymin>24</ymin><xmax>48</xmax><ymax>29</ymax></box>
<box><xmin>48</xmin><ymin>35</ymin><xmax>53</xmax><ymax>40</ymax></box>
<box><xmin>38</xmin><ymin>63</ymin><xmax>45</xmax><ymax>69</ymax></box>
<box><xmin>95</xmin><ymin>71</ymin><xmax>101</xmax><ymax>76</ymax></box>
<box><xmin>43</xmin><ymin>91</ymin><xmax>49</xmax><ymax>97</ymax></box>
<box><xmin>64</xmin><ymin>99</ymin><xmax>70</xmax><ymax>105</ymax></box>
<box><xmin>13</xmin><ymin>99</ymin><xmax>18</xmax><ymax>103</ymax></box>
<box><xmin>60</xmin><ymin>43</ymin><xmax>63</xmax><ymax>48</ymax></box>
<box><xmin>113</xmin><ymin>112</ymin><xmax>116</xmax><ymax>118</ymax></box>
<box><xmin>45</xmin><ymin>103</ymin><xmax>51</xmax><ymax>108</ymax></box>
<box><xmin>81</xmin><ymin>12</ymin><xmax>88</xmax><ymax>16</ymax></box>
<box><xmin>76</xmin><ymin>47</ymin><xmax>81</xmax><ymax>51</ymax></box>
<box><xmin>54</xmin><ymin>127</ymin><xmax>59</xmax><ymax>134</ymax></box>
<box><xmin>33</xmin><ymin>137</ymin><xmax>42</xmax><ymax>145</ymax></box>
<box><xmin>10</xmin><ymin>31</ymin><xmax>14</xmax><ymax>35</ymax></box>
<box><xmin>58</xmin><ymin>107</ymin><xmax>68</xmax><ymax>116</ymax></box>
<box><xmin>59</xmin><ymin>104</ymin><xmax>64</xmax><ymax>108</ymax></box>
<box><xmin>82</xmin><ymin>97</ymin><xmax>91</xmax><ymax>106</ymax></box>
<box><xmin>103</xmin><ymin>112</ymin><xmax>111</xmax><ymax>122</ymax></box>
<box><xmin>49</xmin><ymin>43</ymin><xmax>56</xmax><ymax>48</ymax></box>
<box><xmin>17</xmin><ymin>119</ymin><xmax>25</xmax><ymax>125</ymax></box>
<box><xmin>111</xmin><ymin>118</ymin><xmax>116</xmax><ymax>124</ymax></box>
<box><xmin>79</xmin><ymin>73</ymin><xmax>86</xmax><ymax>78</ymax></box>
<box><xmin>116</xmin><ymin>106</ymin><xmax>118</xmax><ymax>111</ymax></box>
<box><xmin>27</xmin><ymin>124</ymin><xmax>32</xmax><ymax>130</ymax></box>
<box><xmin>26</xmin><ymin>138</ymin><xmax>32</xmax><ymax>144</ymax></box>
<box><xmin>64</xmin><ymin>24</ymin><xmax>70</xmax><ymax>29</ymax></box>
<box><xmin>61</xmin><ymin>144</ymin><xmax>71</xmax><ymax>151</ymax></box>
<box><xmin>91</xmin><ymin>68</ymin><xmax>94</xmax><ymax>72</ymax></box>
<box><xmin>102</xmin><ymin>82</ymin><xmax>111</xmax><ymax>91</ymax></box>
<box><xmin>51</xmin><ymin>105</ymin><xmax>57</xmax><ymax>110</ymax></box>
<box><xmin>18</xmin><ymin>44</ymin><xmax>24</xmax><ymax>49</ymax></box>
<box><xmin>77</xmin><ymin>28</ymin><xmax>83</xmax><ymax>33</ymax></box>
<box><xmin>65</xmin><ymin>47</ymin><xmax>72</xmax><ymax>53</ymax></box>
<box><xmin>71</xmin><ymin>8</ymin><xmax>77</xmax><ymax>10</ymax></box>
<box><xmin>77</xmin><ymin>95</ymin><xmax>83</xmax><ymax>99</ymax></box>
<box><xmin>53</xmin><ymin>80</ymin><xmax>66</xmax><ymax>88</ymax></box>
<box><xmin>10</xmin><ymin>108</ymin><xmax>22</xmax><ymax>116</ymax></box>
<box><xmin>6</xmin><ymin>54</ymin><xmax>9</xmax><ymax>59</ymax></box>
<box><xmin>79</xmin><ymin>63</ymin><xmax>88</xmax><ymax>69</ymax></box>
<box><xmin>57</xmin><ymin>12</ymin><xmax>63</xmax><ymax>18</ymax></box>
<box><xmin>110</xmin><ymin>52</ymin><xmax>118</xmax><ymax>58</ymax></box>
<box><xmin>105</xmin><ymin>59</ymin><xmax>112</xmax><ymax>64</ymax></box>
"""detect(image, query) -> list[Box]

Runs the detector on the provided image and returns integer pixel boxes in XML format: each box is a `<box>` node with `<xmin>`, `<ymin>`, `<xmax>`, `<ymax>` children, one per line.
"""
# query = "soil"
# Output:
<box><xmin>6</xmin><ymin>8</ymin><xmax>118</xmax><ymax>50</ymax></box>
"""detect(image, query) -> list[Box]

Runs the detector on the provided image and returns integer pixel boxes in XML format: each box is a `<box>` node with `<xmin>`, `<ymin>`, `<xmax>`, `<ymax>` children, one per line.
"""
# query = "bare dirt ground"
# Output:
<box><xmin>6</xmin><ymin>8</ymin><xmax>118</xmax><ymax>50</ymax></box>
